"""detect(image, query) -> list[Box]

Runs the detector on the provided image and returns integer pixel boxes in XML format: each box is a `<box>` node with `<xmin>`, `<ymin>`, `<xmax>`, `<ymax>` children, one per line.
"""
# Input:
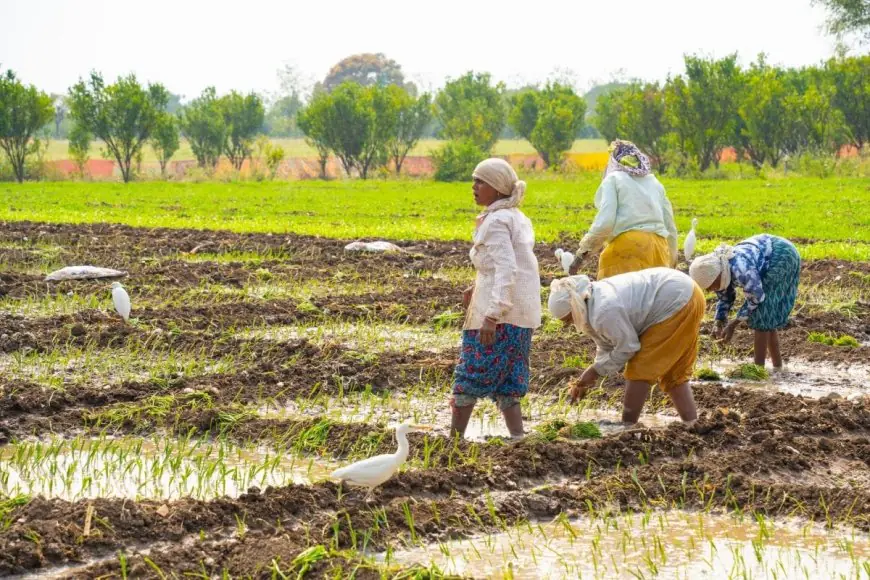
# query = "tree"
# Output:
<box><xmin>0</xmin><ymin>70</ymin><xmax>54</xmax><ymax>182</ymax></box>
<box><xmin>825</xmin><ymin>54</ymin><xmax>870</xmax><ymax>150</ymax></box>
<box><xmin>386</xmin><ymin>87</ymin><xmax>432</xmax><ymax>175</ymax></box>
<box><xmin>320</xmin><ymin>82</ymin><xmax>372</xmax><ymax>176</ymax></box>
<box><xmin>220</xmin><ymin>91</ymin><xmax>265</xmax><ymax>171</ymax></box>
<box><xmin>151</xmin><ymin>113</ymin><xmax>180</xmax><ymax>177</ymax></box>
<box><xmin>67</xmin><ymin>72</ymin><xmax>169</xmax><ymax>183</ymax></box>
<box><xmin>593</xmin><ymin>90</ymin><xmax>623</xmax><ymax>143</ymax></box>
<box><xmin>813</xmin><ymin>0</ymin><xmax>870</xmax><ymax>42</ymax></box>
<box><xmin>265</xmin><ymin>94</ymin><xmax>304</xmax><ymax>136</ymax></box>
<box><xmin>736</xmin><ymin>57</ymin><xmax>795</xmax><ymax>169</ymax></box>
<box><xmin>786</xmin><ymin>79</ymin><xmax>848</xmax><ymax>155</ymax></box>
<box><xmin>68</xmin><ymin>124</ymin><xmax>91</xmax><ymax>177</ymax></box>
<box><xmin>665</xmin><ymin>55</ymin><xmax>742</xmax><ymax>171</ymax></box>
<box><xmin>321</xmin><ymin>53</ymin><xmax>414</xmax><ymax>94</ymax></box>
<box><xmin>358</xmin><ymin>85</ymin><xmax>400</xmax><ymax>179</ymax></box>
<box><xmin>436</xmin><ymin>72</ymin><xmax>506</xmax><ymax>153</ymax></box>
<box><xmin>297</xmin><ymin>94</ymin><xmax>331</xmax><ymax>179</ymax></box>
<box><xmin>178</xmin><ymin>87</ymin><xmax>225</xmax><ymax>169</ymax></box>
<box><xmin>508</xmin><ymin>82</ymin><xmax>586</xmax><ymax>167</ymax></box>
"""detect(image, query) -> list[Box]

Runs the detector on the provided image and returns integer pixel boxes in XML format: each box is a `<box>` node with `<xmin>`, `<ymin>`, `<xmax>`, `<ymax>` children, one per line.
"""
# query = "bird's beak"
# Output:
<box><xmin>409</xmin><ymin>424</ymin><xmax>433</xmax><ymax>432</ymax></box>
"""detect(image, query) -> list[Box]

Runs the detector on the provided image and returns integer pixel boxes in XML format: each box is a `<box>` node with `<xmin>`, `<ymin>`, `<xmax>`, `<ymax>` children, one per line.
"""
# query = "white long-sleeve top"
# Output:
<box><xmin>577</xmin><ymin>172</ymin><xmax>678</xmax><ymax>264</ymax></box>
<box><xmin>465</xmin><ymin>208</ymin><xmax>542</xmax><ymax>330</ymax></box>
<box><xmin>584</xmin><ymin>268</ymin><xmax>696</xmax><ymax>376</ymax></box>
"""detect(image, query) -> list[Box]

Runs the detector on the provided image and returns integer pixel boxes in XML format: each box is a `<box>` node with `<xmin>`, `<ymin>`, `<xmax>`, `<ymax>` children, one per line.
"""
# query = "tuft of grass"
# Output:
<box><xmin>561</xmin><ymin>354</ymin><xmax>588</xmax><ymax>369</ymax></box>
<box><xmin>727</xmin><ymin>364</ymin><xmax>769</xmax><ymax>381</ymax></box>
<box><xmin>808</xmin><ymin>331</ymin><xmax>860</xmax><ymax>348</ymax></box>
<box><xmin>695</xmin><ymin>368</ymin><xmax>722</xmax><ymax>381</ymax></box>
<box><xmin>432</xmin><ymin>310</ymin><xmax>463</xmax><ymax>330</ymax></box>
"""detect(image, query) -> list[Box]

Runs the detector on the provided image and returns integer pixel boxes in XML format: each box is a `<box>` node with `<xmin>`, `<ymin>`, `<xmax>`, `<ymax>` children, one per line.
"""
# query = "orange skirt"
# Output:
<box><xmin>598</xmin><ymin>230</ymin><xmax>672</xmax><ymax>279</ymax></box>
<box><xmin>624</xmin><ymin>284</ymin><xmax>706</xmax><ymax>392</ymax></box>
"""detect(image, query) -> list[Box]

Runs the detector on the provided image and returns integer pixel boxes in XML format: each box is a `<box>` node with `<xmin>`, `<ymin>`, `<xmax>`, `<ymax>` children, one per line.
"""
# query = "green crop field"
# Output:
<box><xmin>3</xmin><ymin>176</ymin><xmax>868</xmax><ymax>259</ymax></box>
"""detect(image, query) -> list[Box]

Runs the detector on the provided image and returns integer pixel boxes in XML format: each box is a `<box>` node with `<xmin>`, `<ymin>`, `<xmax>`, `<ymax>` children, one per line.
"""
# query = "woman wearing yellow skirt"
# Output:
<box><xmin>548</xmin><ymin>268</ymin><xmax>703</xmax><ymax>425</ymax></box>
<box><xmin>569</xmin><ymin>140</ymin><xmax>678</xmax><ymax>279</ymax></box>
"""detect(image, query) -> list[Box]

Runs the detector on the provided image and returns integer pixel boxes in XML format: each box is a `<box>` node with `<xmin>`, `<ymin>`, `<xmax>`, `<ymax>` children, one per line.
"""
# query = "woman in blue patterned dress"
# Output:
<box><xmin>689</xmin><ymin>234</ymin><xmax>801</xmax><ymax>369</ymax></box>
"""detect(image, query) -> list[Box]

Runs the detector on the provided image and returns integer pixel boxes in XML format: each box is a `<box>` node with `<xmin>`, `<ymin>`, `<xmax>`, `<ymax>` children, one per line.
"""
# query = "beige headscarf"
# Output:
<box><xmin>472</xmin><ymin>158</ymin><xmax>527</xmax><ymax>216</ymax></box>
<box><xmin>548</xmin><ymin>275</ymin><xmax>593</xmax><ymax>334</ymax></box>
<box><xmin>689</xmin><ymin>243</ymin><xmax>735</xmax><ymax>291</ymax></box>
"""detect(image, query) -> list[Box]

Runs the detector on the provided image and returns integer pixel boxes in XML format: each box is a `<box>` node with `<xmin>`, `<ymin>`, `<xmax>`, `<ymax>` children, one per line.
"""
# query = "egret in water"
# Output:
<box><xmin>331</xmin><ymin>423</ymin><xmax>432</xmax><ymax>498</ymax></box>
<box><xmin>111</xmin><ymin>282</ymin><xmax>131</xmax><ymax>322</ymax></box>
<box><xmin>554</xmin><ymin>249</ymin><xmax>575</xmax><ymax>274</ymax></box>
<box><xmin>684</xmin><ymin>218</ymin><xmax>698</xmax><ymax>262</ymax></box>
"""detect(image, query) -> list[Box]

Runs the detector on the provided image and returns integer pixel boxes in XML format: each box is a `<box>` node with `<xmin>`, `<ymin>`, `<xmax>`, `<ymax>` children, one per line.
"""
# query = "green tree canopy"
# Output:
<box><xmin>178</xmin><ymin>87</ymin><xmax>225</xmax><ymax>169</ymax></box>
<box><xmin>508</xmin><ymin>82</ymin><xmax>586</xmax><ymax>167</ymax></box>
<box><xmin>68</xmin><ymin>72</ymin><xmax>169</xmax><ymax>182</ymax></box>
<box><xmin>220</xmin><ymin>91</ymin><xmax>265</xmax><ymax>170</ymax></box>
<box><xmin>435</xmin><ymin>72</ymin><xmax>506</xmax><ymax>153</ymax></box>
<box><xmin>0</xmin><ymin>69</ymin><xmax>54</xmax><ymax>182</ymax></box>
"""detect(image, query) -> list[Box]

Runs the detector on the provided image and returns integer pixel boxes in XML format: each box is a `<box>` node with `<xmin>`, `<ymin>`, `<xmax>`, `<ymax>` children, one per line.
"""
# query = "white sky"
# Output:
<box><xmin>1</xmin><ymin>0</ymin><xmax>843</xmax><ymax>100</ymax></box>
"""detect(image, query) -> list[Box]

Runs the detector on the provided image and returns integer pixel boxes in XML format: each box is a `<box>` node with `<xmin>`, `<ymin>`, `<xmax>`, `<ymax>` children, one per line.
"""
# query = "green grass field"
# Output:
<box><xmin>3</xmin><ymin>176</ymin><xmax>868</xmax><ymax>259</ymax></box>
<box><xmin>42</xmin><ymin>138</ymin><xmax>609</xmax><ymax>163</ymax></box>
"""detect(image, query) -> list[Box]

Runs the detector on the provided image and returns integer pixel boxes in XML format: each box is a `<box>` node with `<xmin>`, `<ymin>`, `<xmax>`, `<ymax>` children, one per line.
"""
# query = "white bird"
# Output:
<box><xmin>554</xmin><ymin>248</ymin><xmax>575</xmax><ymax>274</ymax></box>
<box><xmin>684</xmin><ymin>218</ymin><xmax>698</xmax><ymax>262</ymax></box>
<box><xmin>111</xmin><ymin>282</ymin><xmax>131</xmax><ymax>322</ymax></box>
<box><xmin>331</xmin><ymin>423</ymin><xmax>432</xmax><ymax>496</ymax></box>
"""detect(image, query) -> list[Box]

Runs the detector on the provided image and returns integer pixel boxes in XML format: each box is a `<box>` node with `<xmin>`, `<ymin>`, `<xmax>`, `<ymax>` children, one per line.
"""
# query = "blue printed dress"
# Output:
<box><xmin>452</xmin><ymin>325</ymin><xmax>532</xmax><ymax>410</ymax></box>
<box><xmin>715</xmin><ymin>234</ymin><xmax>801</xmax><ymax>331</ymax></box>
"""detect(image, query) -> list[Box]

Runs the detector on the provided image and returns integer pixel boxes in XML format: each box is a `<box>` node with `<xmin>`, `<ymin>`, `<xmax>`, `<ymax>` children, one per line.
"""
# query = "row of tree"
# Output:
<box><xmin>1</xmin><ymin>52</ymin><xmax>866</xmax><ymax>183</ymax></box>
<box><xmin>594</xmin><ymin>54</ymin><xmax>868</xmax><ymax>174</ymax></box>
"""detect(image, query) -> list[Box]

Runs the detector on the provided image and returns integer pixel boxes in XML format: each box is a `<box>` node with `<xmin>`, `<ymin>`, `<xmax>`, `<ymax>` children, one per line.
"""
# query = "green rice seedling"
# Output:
<box><xmin>431</xmin><ymin>310</ymin><xmax>463</xmax><ymax>330</ymax></box>
<box><xmin>695</xmin><ymin>367</ymin><xmax>722</xmax><ymax>381</ymax></box>
<box><xmin>807</xmin><ymin>332</ymin><xmax>859</xmax><ymax>347</ymax></box>
<box><xmin>566</xmin><ymin>422</ymin><xmax>602</xmax><ymax>439</ymax></box>
<box><xmin>727</xmin><ymin>364</ymin><xmax>769</xmax><ymax>381</ymax></box>
<box><xmin>561</xmin><ymin>354</ymin><xmax>588</xmax><ymax>369</ymax></box>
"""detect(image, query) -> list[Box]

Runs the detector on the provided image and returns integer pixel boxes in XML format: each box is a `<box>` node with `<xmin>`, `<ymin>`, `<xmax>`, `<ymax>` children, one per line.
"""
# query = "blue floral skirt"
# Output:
<box><xmin>452</xmin><ymin>324</ymin><xmax>532</xmax><ymax>409</ymax></box>
<box><xmin>749</xmin><ymin>237</ymin><xmax>801</xmax><ymax>331</ymax></box>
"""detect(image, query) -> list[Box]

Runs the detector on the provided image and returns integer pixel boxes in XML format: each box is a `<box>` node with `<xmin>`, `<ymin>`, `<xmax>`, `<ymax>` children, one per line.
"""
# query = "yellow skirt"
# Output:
<box><xmin>598</xmin><ymin>230</ymin><xmax>672</xmax><ymax>279</ymax></box>
<box><xmin>624</xmin><ymin>284</ymin><xmax>706</xmax><ymax>392</ymax></box>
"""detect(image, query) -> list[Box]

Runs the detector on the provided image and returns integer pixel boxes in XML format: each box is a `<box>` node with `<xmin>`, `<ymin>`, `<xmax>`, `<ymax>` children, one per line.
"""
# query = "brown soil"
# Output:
<box><xmin>1</xmin><ymin>221</ymin><xmax>869</xmax><ymax>577</ymax></box>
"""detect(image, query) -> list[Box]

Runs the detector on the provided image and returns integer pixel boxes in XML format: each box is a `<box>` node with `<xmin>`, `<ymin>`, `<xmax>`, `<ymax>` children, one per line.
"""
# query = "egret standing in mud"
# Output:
<box><xmin>111</xmin><ymin>282</ymin><xmax>131</xmax><ymax>322</ymax></box>
<box><xmin>331</xmin><ymin>423</ymin><xmax>432</xmax><ymax>499</ymax></box>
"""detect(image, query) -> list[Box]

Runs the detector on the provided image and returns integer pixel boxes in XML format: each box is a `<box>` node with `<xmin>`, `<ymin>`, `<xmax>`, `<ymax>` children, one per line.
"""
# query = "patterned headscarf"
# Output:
<box><xmin>689</xmin><ymin>244</ymin><xmax>735</xmax><ymax>291</ymax></box>
<box><xmin>604</xmin><ymin>139</ymin><xmax>652</xmax><ymax>178</ymax></box>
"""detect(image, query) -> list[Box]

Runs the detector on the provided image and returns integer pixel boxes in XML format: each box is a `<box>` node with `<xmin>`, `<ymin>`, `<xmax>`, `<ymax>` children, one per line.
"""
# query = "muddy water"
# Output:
<box><xmin>0</xmin><ymin>436</ymin><xmax>338</xmax><ymax>501</ymax></box>
<box><xmin>383</xmin><ymin>510</ymin><xmax>870</xmax><ymax>579</ymax></box>
<box><xmin>708</xmin><ymin>358</ymin><xmax>870</xmax><ymax>400</ymax></box>
<box><xmin>259</xmin><ymin>394</ymin><xmax>679</xmax><ymax>441</ymax></box>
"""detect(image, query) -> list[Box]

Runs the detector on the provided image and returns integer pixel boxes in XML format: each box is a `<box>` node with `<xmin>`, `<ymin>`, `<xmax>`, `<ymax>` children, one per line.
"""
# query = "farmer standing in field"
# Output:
<box><xmin>451</xmin><ymin>158</ymin><xmax>541</xmax><ymax>439</ymax></box>
<box><xmin>547</xmin><ymin>268</ymin><xmax>702</xmax><ymax>425</ymax></box>
<box><xmin>569</xmin><ymin>140</ymin><xmax>678</xmax><ymax>279</ymax></box>
<box><xmin>689</xmin><ymin>234</ymin><xmax>801</xmax><ymax>370</ymax></box>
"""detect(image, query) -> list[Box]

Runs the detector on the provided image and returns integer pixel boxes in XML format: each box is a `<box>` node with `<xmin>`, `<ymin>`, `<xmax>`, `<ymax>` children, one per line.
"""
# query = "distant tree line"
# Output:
<box><xmin>0</xmin><ymin>50</ymin><xmax>867</xmax><ymax>183</ymax></box>
<box><xmin>594</xmin><ymin>54</ymin><xmax>868</xmax><ymax>174</ymax></box>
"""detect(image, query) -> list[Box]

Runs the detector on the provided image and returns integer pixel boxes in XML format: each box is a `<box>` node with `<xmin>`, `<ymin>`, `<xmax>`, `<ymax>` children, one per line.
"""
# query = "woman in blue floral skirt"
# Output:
<box><xmin>451</xmin><ymin>158</ymin><xmax>541</xmax><ymax>439</ymax></box>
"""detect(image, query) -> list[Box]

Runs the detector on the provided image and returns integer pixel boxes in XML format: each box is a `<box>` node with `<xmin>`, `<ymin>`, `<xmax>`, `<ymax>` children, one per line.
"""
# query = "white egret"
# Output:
<box><xmin>331</xmin><ymin>423</ymin><xmax>432</xmax><ymax>497</ymax></box>
<box><xmin>554</xmin><ymin>249</ymin><xmax>575</xmax><ymax>274</ymax></box>
<box><xmin>111</xmin><ymin>282</ymin><xmax>131</xmax><ymax>322</ymax></box>
<box><xmin>684</xmin><ymin>218</ymin><xmax>698</xmax><ymax>262</ymax></box>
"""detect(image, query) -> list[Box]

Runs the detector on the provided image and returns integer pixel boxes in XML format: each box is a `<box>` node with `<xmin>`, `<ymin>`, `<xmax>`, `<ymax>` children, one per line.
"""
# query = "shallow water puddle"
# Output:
<box><xmin>710</xmin><ymin>359</ymin><xmax>870</xmax><ymax>400</ymax></box>
<box><xmin>383</xmin><ymin>510</ymin><xmax>870</xmax><ymax>579</ymax></box>
<box><xmin>0</xmin><ymin>435</ymin><xmax>339</xmax><ymax>501</ymax></box>
<box><xmin>238</xmin><ymin>322</ymin><xmax>460</xmax><ymax>353</ymax></box>
<box><xmin>259</xmin><ymin>394</ymin><xmax>678</xmax><ymax>441</ymax></box>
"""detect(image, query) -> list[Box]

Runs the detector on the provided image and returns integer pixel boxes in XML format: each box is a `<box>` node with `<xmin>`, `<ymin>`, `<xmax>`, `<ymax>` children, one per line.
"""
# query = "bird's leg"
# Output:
<box><xmin>363</xmin><ymin>487</ymin><xmax>376</xmax><ymax>503</ymax></box>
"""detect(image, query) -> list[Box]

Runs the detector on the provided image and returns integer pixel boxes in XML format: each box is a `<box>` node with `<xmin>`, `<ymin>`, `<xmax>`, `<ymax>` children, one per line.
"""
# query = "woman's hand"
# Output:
<box><xmin>568</xmin><ymin>366</ymin><xmax>599</xmax><ymax>403</ymax></box>
<box><xmin>568</xmin><ymin>252</ymin><xmax>586</xmax><ymax>276</ymax></box>
<box><xmin>718</xmin><ymin>320</ymin><xmax>740</xmax><ymax>344</ymax></box>
<box><xmin>479</xmin><ymin>317</ymin><xmax>497</xmax><ymax>346</ymax></box>
<box><xmin>462</xmin><ymin>285</ymin><xmax>474</xmax><ymax>309</ymax></box>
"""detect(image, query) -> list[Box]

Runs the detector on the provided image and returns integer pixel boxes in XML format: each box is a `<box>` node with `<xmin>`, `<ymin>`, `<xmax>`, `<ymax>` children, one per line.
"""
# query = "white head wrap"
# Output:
<box><xmin>689</xmin><ymin>243</ymin><xmax>735</xmax><ymax>291</ymax></box>
<box><xmin>548</xmin><ymin>276</ymin><xmax>593</xmax><ymax>333</ymax></box>
<box><xmin>472</xmin><ymin>158</ymin><xmax>527</xmax><ymax>214</ymax></box>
